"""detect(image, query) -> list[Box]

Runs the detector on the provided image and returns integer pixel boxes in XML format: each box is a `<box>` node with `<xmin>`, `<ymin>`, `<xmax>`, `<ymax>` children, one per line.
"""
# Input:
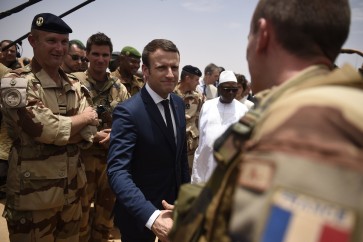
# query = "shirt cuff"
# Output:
<box><xmin>145</xmin><ymin>210</ymin><xmax>161</xmax><ymax>230</ymax></box>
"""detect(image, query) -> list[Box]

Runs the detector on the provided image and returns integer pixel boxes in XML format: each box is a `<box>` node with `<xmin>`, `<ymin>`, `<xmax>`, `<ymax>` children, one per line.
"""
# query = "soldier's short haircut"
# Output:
<box><xmin>251</xmin><ymin>0</ymin><xmax>350</xmax><ymax>62</ymax></box>
<box><xmin>204</xmin><ymin>63</ymin><xmax>219</xmax><ymax>76</ymax></box>
<box><xmin>142</xmin><ymin>39</ymin><xmax>179</xmax><ymax>69</ymax></box>
<box><xmin>86</xmin><ymin>32</ymin><xmax>113</xmax><ymax>54</ymax></box>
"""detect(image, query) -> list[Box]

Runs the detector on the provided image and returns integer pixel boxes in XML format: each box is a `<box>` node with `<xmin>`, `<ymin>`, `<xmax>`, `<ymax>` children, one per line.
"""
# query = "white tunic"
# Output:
<box><xmin>191</xmin><ymin>97</ymin><xmax>248</xmax><ymax>184</ymax></box>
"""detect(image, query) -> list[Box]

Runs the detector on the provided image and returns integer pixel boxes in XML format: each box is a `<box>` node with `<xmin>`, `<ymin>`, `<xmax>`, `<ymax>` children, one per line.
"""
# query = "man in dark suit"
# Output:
<box><xmin>107</xmin><ymin>39</ymin><xmax>190</xmax><ymax>242</ymax></box>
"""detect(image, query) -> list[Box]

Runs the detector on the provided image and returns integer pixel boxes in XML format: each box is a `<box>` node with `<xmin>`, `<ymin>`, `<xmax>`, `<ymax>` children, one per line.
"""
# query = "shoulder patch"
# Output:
<box><xmin>261</xmin><ymin>188</ymin><xmax>357</xmax><ymax>242</ymax></box>
<box><xmin>238</xmin><ymin>160</ymin><xmax>275</xmax><ymax>192</ymax></box>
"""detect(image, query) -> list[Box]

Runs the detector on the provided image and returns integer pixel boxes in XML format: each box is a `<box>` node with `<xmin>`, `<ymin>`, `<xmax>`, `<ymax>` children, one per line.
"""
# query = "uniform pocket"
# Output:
<box><xmin>18</xmin><ymin>155</ymin><xmax>67</xmax><ymax>210</ymax></box>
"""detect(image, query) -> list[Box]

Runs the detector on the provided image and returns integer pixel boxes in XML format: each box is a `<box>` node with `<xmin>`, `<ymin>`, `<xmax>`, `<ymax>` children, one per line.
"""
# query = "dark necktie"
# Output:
<box><xmin>161</xmin><ymin>99</ymin><xmax>175</xmax><ymax>140</ymax></box>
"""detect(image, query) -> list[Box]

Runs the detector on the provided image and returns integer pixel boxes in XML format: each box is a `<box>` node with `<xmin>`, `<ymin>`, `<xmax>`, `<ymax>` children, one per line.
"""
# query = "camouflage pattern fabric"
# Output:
<box><xmin>111</xmin><ymin>68</ymin><xmax>144</xmax><ymax>96</ymax></box>
<box><xmin>74</xmin><ymin>71</ymin><xmax>129</xmax><ymax>242</ymax></box>
<box><xmin>79</xmin><ymin>151</ymin><xmax>115</xmax><ymax>242</ymax></box>
<box><xmin>6</xmin><ymin>200</ymin><xmax>82</xmax><ymax>242</ymax></box>
<box><xmin>0</xmin><ymin>58</ymin><xmax>95</xmax><ymax>241</ymax></box>
<box><xmin>0</xmin><ymin>118</ymin><xmax>11</xmax><ymax>161</ymax></box>
<box><xmin>171</xmin><ymin>64</ymin><xmax>363</xmax><ymax>242</ymax></box>
<box><xmin>227</xmin><ymin>64</ymin><xmax>363</xmax><ymax>242</ymax></box>
<box><xmin>0</xmin><ymin>63</ymin><xmax>10</xmax><ymax>79</ymax></box>
<box><xmin>174</xmin><ymin>84</ymin><xmax>204</xmax><ymax>174</ymax></box>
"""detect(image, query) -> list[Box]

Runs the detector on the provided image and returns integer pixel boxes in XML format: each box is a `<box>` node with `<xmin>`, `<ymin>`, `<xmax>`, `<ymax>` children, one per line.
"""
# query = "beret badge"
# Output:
<box><xmin>36</xmin><ymin>17</ymin><xmax>44</xmax><ymax>26</ymax></box>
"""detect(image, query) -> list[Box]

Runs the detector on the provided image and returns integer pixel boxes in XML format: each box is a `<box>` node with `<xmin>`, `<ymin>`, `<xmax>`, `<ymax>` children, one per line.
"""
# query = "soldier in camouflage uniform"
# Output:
<box><xmin>0</xmin><ymin>63</ymin><xmax>10</xmax><ymax>199</ymax></box>
<box><xmin>111</xmin><ymin>46</ymin><xmax>144</xmax><ymax>96</ymax></box>
<box><xmin>170</xmin><ymin>0</ymin><xmax>363</xmax><ymax>241</ymax></box>
<box><xmin>174</xmin><ymin>65</ymin><xmax>203</xmax><ymax>174</ymax></box>
<box><xmin>0</xmin><ymin>13</ymin><xmax>99</xmax><ymax>242</ymax></box>
<box><xmin>73</xmin><ymin>33</ymin><xmax>129</xmax><ymax>242</ymax></box>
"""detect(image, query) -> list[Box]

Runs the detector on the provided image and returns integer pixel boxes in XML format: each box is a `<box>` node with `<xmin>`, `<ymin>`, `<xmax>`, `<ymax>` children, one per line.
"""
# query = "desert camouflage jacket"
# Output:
<box><xmin>71</xmin><ymin>70</ymin><xmax>130</xmax><ymax>129</ymax></box>
<box><xmin>111</xmin><ymin>68</ymin><xmax>144</xmax><ymax>96</ymax></box>
<box><xmin>0</xmin><ymin>58</ymin><xmax>96</xmax><ymax>211</ymax></box>
<box><xmin>226</xmin><ymin>64</ymin><xmax>363</xmax><ymax>242</ymax></box>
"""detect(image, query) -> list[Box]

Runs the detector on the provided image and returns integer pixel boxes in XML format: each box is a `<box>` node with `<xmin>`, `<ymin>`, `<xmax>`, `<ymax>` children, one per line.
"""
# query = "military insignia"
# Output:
<box><xmin>261</xmin><ymin>188</ymin><xmax>356</xmax><ymax>242</ymax></box>
<box><xmin>185</xmin><ymin>103</ymin><xmax>190</xmax><ymax>109</ymax></box>
<box><xmin>238</xmin><ymin>160</ymin><xmax>275</xmax><ymax>192</ymax></box>
<box><xmin>10</xmin><ymin>79</ymin><xmax>17</xmax><ymax>86</ymax></box>
<box><xmin>36</xmin><ymin>17</ymin><xmax>44</xmax><ymax>26</ymax></box>
<box><xmin>4</xmin><ymin>89</ymin><xmax>22</xmax><ymax>107</ymax></box>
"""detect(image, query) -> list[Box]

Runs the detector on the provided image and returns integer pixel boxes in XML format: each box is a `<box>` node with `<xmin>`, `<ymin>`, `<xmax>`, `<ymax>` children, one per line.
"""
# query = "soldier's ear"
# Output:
<box><xmin>256</xmin><ymin>18</ymin><xmax>269</xmax><ymax>53</ymax></box>
<box><xmin>28</xmin><ymin>34</ymin><xmax>36</xmax><ymax>48</ymax></box>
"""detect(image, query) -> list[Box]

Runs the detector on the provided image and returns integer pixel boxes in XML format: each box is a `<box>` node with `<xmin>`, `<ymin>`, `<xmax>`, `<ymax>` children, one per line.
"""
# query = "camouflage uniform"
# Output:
<box><xmin>0</xmin><ymin>59</ymin><xmax>96</xmax><ymax>242</ymax></box>
<box><xmin>0</xmin><ymin>63</ymin><xmax>11</xmax><ymax>192</ymax></box>
<box><xmin>73</xmin><ymin>71</ymin><xmax>129</xmax><ymax>242</ymax></box>
<box><xmin>111</xmin><ymin>68</ymin><xmax>144</xmax><ymax>96</ymax></box>
<box><xmin>174</xmin><ymin>83</ymin><xmax>204</xmax><ymax>174</ymax></box>
<box><xmin>171</xmin><ymin>64</ymin><xmax>363</xmax><ymax>242</ymax></box>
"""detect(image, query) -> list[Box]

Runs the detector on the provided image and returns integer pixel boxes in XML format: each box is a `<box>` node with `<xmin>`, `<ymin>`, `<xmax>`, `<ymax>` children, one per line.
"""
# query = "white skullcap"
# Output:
<box><xmin>219</xmin><ymin>70</ymin><xmax>237</xmax><ymax>84</ymax></box>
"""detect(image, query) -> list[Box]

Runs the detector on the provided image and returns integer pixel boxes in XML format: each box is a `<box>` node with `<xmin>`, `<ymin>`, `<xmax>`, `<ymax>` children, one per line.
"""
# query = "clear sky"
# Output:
<box><xmin>0</xmin><ymin>0</ymin><xmax>362</xmax><ymax>79</ymax></box>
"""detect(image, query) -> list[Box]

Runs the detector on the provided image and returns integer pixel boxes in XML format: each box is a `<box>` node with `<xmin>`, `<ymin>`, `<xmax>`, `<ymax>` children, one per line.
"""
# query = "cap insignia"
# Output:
<box><xmin>36</xmin><ymin>17</ymin><xmax>44</xmax><ymax>26</ymax></box>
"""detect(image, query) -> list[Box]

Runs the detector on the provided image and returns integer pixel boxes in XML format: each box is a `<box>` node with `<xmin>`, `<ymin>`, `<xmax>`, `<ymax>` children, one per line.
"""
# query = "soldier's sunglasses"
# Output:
<box><xmin>221</xmin><ymin>87</ymin><xmax>238</xmax><ymax>93</ymax></box>
<box><xmin>69</xmin><ymin>54</ymin><xmax>89</xmax><ymax>62</ymax></box>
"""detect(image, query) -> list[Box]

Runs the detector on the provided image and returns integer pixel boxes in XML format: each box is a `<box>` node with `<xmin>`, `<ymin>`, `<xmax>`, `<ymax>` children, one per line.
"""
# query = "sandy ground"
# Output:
<box><xmin>0</xmin><ymin>198</ymin><xmax>122</xmax><ymax>242</ymax></box>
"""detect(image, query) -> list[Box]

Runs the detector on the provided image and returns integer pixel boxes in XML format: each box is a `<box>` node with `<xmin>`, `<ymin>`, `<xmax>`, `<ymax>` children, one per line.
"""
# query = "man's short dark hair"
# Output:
<box><xmin>142</xmin><ymin>39</ymin><xmax>179</xmax><ymax>69</ymax></box>
<box><xmin>86</xmin><ymin>32</ymin><xmax>113</xmax><ymax>54</ymax></box>
<box><xmin>251</xmin><ymin>0</ymin><xmax>350</xmax><ymax>62</ymax></box>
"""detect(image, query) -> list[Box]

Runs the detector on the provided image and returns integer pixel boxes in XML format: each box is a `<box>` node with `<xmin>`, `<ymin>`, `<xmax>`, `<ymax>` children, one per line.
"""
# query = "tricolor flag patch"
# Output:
<box><xmin>261</xmin><ymin>188</ymin><xmax>356</xmax><ymax>242</ymax></box>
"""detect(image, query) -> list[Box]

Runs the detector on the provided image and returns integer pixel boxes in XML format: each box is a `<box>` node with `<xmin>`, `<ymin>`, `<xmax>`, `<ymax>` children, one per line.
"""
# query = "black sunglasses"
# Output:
<box><xmin>69</xmin><ymin>54</ymin><xmax>88</xmax><ymax>62</ymax></box>
<box><xmin>221</xmin><ymin>87</ymin><xmax>239</xmax><ymax>93</ymax></box>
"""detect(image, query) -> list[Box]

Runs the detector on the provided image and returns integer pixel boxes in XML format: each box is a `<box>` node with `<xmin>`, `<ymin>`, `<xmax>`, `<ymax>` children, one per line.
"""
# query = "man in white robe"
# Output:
<box><xmin>191</xmin><ymin>71</ymin><xmax>248</xmax><ymax>183</ymax></box>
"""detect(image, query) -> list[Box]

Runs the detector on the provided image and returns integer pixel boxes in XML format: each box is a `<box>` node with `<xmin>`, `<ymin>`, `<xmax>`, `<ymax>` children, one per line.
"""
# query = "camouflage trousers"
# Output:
<box><xmin>79</xmin><ymin>150</ymin><xmax>115</xmax><ymax>242</ymax></box>
<box><xmin>3</xmin><ymin>198</ymin><xmax>82</xmax><ymax>242</ymax></box>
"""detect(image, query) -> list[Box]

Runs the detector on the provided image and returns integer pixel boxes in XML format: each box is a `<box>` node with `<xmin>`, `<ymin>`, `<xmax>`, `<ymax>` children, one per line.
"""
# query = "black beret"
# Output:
<box><xmin>31</xmin><ymin>13</ymin><xmax>72</xmax><ymax>34</ymax></box>
<box><xmin>182</xmin><ymin>65</ymin><xmax>202</xmax><ymax>77</ymax></box>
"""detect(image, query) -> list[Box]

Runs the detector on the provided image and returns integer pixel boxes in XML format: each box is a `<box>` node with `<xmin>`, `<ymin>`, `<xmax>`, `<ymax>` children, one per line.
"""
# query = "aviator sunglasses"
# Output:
<box><xmin>68</xmin><ymin>54</ymin><xmax>89</xmax><ymax>62</ymax></box>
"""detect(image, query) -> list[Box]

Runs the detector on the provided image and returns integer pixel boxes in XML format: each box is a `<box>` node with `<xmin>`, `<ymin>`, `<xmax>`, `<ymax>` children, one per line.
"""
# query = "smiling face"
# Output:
<box><xmin>87</xmin><ymin>44</ymin><xmax>111</xmax><ymax>74</ymax></box>
<box><xmin>29</xmin><ymin>30</ymin><xmax>69</xmax><ymax>69</ymax></box>
<box><xmin>142</xmin><ymin>48</ymin><xmax>180</xmax><ymax>99</ymax></box>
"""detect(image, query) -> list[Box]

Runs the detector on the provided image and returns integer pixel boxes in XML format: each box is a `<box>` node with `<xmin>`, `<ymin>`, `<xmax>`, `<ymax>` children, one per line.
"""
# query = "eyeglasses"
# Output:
<box><xmin>68</xmin><ymin>54</ymin><xmax>88</xmax><ymax>62</ymax></box>
<box><xmin>221</xmin><ymin>87</ymin><xmax>239</xmax><ymax>93</ymax></box>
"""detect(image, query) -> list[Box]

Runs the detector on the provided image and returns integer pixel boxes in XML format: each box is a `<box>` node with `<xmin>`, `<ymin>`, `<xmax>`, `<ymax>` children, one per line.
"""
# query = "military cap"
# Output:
<box><xmin>111</xmin><ymin>51</ymin><xmax>121</xmax><ymax>60</ymax></box>
<box><xmin>182</xmin><ymin>65</ymin><xmax>202</xmax><ymax>77</ymax></box>
<box><xmin>121</xmin><ymin>46</ymin><xmax>141</xmax><ymax>58</ymax></box>
<box><xmin>31</xmin><ymin>13</ymin><xmax>72</xmax><ymax>34</ymax></box>
<box><xmin>70</xmin><ymin>39</ymin><xmax>85</xmax><ymax>49</ymax></box>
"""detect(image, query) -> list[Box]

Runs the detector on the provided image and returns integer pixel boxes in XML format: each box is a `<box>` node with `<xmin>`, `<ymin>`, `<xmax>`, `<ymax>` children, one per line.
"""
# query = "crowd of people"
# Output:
<box><xmin>0</xmin><ymin>0</ymin><xmax>363</xmax><ymax>241</ymax></box>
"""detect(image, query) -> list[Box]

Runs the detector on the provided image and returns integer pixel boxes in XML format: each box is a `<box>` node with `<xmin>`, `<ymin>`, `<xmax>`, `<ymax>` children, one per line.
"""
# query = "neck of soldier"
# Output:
<box><xmin>119</xmin><ymin>68</ymin><xmax>133</xmax><ymax>83</ymax></box>
<box><xmin>45</xmin><ymin>67</ymin><xmax>62</xmax><ymax>85</ymax></box>
<box><xmin>178</xmin><ymin>81</ymin><xmax>192</xmax><ymax>94</ymax></box>
<box><xmin>88</xmin><ymin>68</ymin><xmax>107</xmax><ymax>82</ymax></box>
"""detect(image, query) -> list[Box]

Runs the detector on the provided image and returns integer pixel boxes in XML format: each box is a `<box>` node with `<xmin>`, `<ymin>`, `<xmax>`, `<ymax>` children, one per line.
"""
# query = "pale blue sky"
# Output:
<box><xmin>1</xmin><ymin>0</ymin><xmax>362</xmax><ymax>79</ymax></box>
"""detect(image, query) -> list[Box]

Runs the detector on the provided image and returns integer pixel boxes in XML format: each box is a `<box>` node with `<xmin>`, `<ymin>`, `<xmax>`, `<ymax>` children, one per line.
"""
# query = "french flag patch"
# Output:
<box><xmin>261</xmin><ymin>188</ymin><xmax>356</xmax><ymax>242</ymax></box>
